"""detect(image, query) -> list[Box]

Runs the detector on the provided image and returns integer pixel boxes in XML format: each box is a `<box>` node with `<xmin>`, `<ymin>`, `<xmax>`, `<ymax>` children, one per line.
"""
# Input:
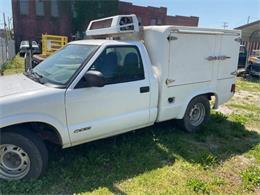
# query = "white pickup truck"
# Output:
<box><xmin>0</xmin><ymin>15</ymin><xmax>240</xmax><ymax>180</ymax></box>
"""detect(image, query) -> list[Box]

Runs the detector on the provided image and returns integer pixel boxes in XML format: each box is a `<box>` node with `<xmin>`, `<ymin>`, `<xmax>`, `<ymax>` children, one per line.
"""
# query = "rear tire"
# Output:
<box><xmin>181</xmin><ymin>96</ymin><xmax>210</xmax><ymax>132</ymax></box>
<box><xmin>0</xmin><ymin>130</ymin><xmax>48</xmax><ymax>180</ymax></box>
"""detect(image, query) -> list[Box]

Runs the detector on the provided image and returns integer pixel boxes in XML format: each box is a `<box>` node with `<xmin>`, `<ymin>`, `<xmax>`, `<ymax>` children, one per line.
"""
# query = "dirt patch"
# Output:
<box><xmin>217</xmin><ymin>105</ymin><xmax>233</xmax><ymax>115</ymax></box>
<box><xmin>234</xmin><ymin>90</ymin><xmax>260</xmax><ymax>105</ymax></box>
<box><xmin>216</xmin><ymin>155</ymin><xmax>255</xmax><ymax>191</ymax></box>
<box><xmin>217</xmin><ymin>89</ymin><xmax>260</xmax><ymax>116</ymax></box>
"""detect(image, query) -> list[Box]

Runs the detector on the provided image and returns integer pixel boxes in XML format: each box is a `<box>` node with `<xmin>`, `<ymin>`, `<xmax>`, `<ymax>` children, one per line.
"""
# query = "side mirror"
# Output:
<box><xmin>84</xmin><ymin>70</ymin><xmax>105</xmax><ymax>87</ymax></box>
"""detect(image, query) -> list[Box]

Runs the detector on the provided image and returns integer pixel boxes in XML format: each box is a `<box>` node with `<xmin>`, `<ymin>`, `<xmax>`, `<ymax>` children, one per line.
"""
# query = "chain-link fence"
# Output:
<box><xmin>0</xmin><ymin>37</ymin><xmax>15</xmax><ymax>70</ymax></box>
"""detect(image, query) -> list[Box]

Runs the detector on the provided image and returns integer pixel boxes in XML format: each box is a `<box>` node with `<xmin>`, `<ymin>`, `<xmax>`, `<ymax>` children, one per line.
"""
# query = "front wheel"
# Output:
<box><xmin>0</xmin><ymin>130</ymin><xmax>48</xmax><ymax>180</ymax></box>
<box><xmin>181</xmin><ymin>96</ymin><xmax>210</xmax><ymax>132</ymax></box>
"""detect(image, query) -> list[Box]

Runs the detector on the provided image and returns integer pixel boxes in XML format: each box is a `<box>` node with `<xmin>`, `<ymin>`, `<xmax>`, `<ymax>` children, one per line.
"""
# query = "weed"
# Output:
<box><xmin>186</xmin><ymin>178</ymin><xmax>210</xmax><ymax>194</ymax></box>
<box><xmin>230</xmin><ymin>114</ymin><xmax>248</xmax><ymax>125</ymax></box>
<box><xmin>240</xmin><ymin>166</ymin><xmax>260</xmax><ymax>191</ymax></box>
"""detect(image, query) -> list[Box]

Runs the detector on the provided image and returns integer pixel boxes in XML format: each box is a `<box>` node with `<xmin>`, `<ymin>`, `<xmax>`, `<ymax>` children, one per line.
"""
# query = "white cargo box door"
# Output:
<box><xmin>216</xmin><ymin>34</ymin><xmax>240</xmax><ymax>79</ymax></box>
<box><xmin>168</xmin><ymin>31</ymin><xmax>217</xmax><ymax>86</ymax></box>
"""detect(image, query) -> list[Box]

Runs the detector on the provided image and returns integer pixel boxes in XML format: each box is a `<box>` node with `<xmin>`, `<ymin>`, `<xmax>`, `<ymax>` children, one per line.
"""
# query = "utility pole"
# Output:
<box><xmin>223</xmin><ymin>22</ymin><xmax>228</xmax><ymax>29</ymax></box>
<box><xmin>7</xmin><ymin>16</ymin><xmax>10</xmax><ymax>40</ymax></box>
<box><xmin>3</xmin><ymin>13</ymin><xmax>9</xmax><ymax>60</ymax></box>
<box><xmin>247</xmin><ymin>16</ymin><xmax>250</xmax><ymax>24</ymax></box>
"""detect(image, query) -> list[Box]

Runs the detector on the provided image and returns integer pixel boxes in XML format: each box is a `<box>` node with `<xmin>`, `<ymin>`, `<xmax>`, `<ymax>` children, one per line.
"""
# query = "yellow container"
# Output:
<box><xmin>42</xmin><ymin>34</ymin><xmax>68</xmax><ymax>56</ymax></box>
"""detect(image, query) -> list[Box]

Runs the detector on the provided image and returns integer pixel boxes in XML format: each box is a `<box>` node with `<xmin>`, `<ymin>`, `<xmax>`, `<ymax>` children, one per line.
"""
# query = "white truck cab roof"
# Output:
<box><xmin>68</xmin><ymin>39</ymin><xmax>141</xmax><ymax>46</ymax></box>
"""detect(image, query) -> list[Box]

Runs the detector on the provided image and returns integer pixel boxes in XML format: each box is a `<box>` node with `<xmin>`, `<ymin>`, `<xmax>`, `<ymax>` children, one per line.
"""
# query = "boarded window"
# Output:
<box><xmin>20</xmin><ymin>0</ymin><xmax>29</xmax><ymax>15</ymax></box>
<box><xmin>51</xmin><ymin>0</ymin><xmax>59</xmax><ymax>17</ymax></box>
<box><xmin>150</xmin><ymin>19</ymin><xmax>156</xmax><ymax>25</ymax></box>
<box><xmin>35</xmin><ymin>0</ymin><xmax>44</xmax><ymax>16</ymax></box>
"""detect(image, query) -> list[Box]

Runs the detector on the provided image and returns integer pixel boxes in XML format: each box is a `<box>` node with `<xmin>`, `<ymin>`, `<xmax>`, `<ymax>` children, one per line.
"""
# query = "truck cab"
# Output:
<box><xmin>64</xmin><ymin>39</ymin><xmax>158</xmax><ymax>146</ymax></box>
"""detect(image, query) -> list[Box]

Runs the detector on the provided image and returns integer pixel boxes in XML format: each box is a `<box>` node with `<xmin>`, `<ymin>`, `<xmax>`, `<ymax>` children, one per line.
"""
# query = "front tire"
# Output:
<box><xmin>181</xmin><ymin>96</ymin><xmax>210</xmax><ymax>132</ymax></box>
<box><xmin>0</xmin><ymin>130</ymin><xmax>48</xmax><ymax>180</ymax></box>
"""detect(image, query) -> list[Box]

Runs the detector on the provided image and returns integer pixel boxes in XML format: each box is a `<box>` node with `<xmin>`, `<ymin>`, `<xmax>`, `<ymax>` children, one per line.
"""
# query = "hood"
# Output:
<box><xmin>0</xmin><ymin>74</ymin><xmax>45</xmax><ymax>98</ymax></box>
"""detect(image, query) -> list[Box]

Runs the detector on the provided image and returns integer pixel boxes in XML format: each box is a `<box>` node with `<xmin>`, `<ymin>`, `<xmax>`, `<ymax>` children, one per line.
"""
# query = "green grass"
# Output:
<box><xmin>186</xmin><ymin>178</ymin><xmax>210</xmax><ymax>194</ymax></box>
<box><xmin>0</xmin><ymin>77</ymin><xmax>259</xmax><ymax>194</ymax></box>
<box><xmin>240</xmin><ymin>166</ymin><xmax>260</xmax><ymax>190</ymax></box>
<box><xmin>236</xmin><ymin>77</ymin><xmax>260</xmax><ymax>92</ymax></box>
<box><xmin>1</xmin><ymin>55</ymin><xmax>24</xmax><ymax>75</ymax></box>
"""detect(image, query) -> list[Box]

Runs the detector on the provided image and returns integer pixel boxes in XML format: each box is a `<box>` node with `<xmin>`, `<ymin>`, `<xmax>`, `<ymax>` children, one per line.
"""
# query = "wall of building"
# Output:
<box><xmin>119</xmin><ymin>1</ymin><xmax>199</xmax><ymax>26</ymax></box>
<box><xmin>165</xmin><ymin>15</ymin><xmax>199</xmax><ymax>26</ymax></box>
<box><xmin>12</xmin><ymin>0</ymin><xmax>199</xmax><ymax>52</ymax></box>
<box><xmin>12</xmin><ymin>0</ymin><xmax>118</xmax><ymax>52</ymax></box>
<box><xmin>119</xmin><ymin>2</ymin><xmax>167</xmax><ymax>25</ymax></box>
<box><xmin>12</xmin><ymin>0</ymin><xmax>73</xmax><ymax>51</ymax></box>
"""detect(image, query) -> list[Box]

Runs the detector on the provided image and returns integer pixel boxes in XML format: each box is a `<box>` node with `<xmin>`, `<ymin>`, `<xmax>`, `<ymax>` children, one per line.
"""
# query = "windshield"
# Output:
<box><xmin>33</xmin><ymin>44</ymin><xmax>98</xmax><ymax>85</ymax></box>
<box><xmin>32</xmin><ymin>41</ymin><xmax>38</xmax><ymax>46</ymax></box>
<box><xmin>20</xmin><ymin>41</ymin><xmax>29</xmax><ymax>48</ymax></box>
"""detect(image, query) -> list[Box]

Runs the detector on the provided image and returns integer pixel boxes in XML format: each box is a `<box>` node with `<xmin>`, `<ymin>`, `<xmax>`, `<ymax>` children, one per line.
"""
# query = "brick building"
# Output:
<box><xmin>12</xmin><ymin>0</ymin><xmax>199</xmax><ymax>51</ymax></box>
<box><xmin>12</xmin><ymin>0</ymin><xmax>118</xmax><ymax>50</ymax></box>
<box><xmin>12</xmin><ymin>0</ymin><xmax>73</xmax><ymax>50</ymax></box>
<box><xmin>119</xmin><ymin>1</ymin><xmax>199</xmax><ymax>26</ymax></box>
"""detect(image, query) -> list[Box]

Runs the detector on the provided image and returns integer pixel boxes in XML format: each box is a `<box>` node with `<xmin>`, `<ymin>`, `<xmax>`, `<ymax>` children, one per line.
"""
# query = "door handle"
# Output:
<box><xmin>140</xmin><ymin>86</ymin><xmax>150</xmax><ymax>93</ymax></box>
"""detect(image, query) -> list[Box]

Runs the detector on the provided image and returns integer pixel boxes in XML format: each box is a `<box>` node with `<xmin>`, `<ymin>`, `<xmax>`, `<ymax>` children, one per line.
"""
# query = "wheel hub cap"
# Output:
<box><xmin>189</xmin><ymin>103</ymin><xmax>205</xmax><ymax>126</ymax></box>
<box><xmin>0</xmin><ymin>144</ymin><xmax>30</xmax><ymax>180</ymax></box>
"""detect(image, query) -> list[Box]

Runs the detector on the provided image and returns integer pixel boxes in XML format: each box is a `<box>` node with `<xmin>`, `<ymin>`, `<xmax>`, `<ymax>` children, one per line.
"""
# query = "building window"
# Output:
<box><xmin>150</xmin><ymin>19</ymin><xmax>157</xmax><ymax>25</ymax></box>
<box><xmin>35</xmin><ymin>0</ymin><xmax>44</xmax><ymax>16</ymax></box>
<box><xmin>51</xmin><ymin>0</ymin><xmax>59</xmax><ymax>17</ymax></box>
<box><xmin>20</xmin><ymin>0</ymin><xmax>29</xmax><ymax>15</ymax></box>
<box><xmin>157</xmin><ymin>19</ymin><xmax>162</xmax><ymax>25</ymax></box>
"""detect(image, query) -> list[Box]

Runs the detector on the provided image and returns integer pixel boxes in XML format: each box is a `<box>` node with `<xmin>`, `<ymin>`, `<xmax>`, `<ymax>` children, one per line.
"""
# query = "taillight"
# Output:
<box><xmin>231</xmin><ymin>84</ymin><xmax>236</xmax><ymax>93</ymax></box>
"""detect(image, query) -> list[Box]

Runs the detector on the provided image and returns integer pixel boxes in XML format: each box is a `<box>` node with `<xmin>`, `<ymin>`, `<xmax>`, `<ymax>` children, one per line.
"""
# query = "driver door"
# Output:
<box><xmin>65</xmin><ymin>45</ymin><xmax>151</xmax><ymax>145</ymax></box>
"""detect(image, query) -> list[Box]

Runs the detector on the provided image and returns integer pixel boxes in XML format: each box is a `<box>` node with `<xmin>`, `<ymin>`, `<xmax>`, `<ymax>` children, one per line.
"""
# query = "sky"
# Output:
<box><xmin>129</xmin><ymin>0</ymin><xmax>260</xmax><ymax>29</ymax></box>
<box><xmin>0</xmin><ymin>0</ymin><xmax>259</xmax><ymax>29</ymax></box>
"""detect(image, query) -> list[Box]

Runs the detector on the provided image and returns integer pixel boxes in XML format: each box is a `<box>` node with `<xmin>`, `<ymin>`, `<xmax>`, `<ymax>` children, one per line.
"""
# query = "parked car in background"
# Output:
<box><xmin>246</xmin><ymin>58</ymin><xmax>260</xmax><ymax>78</ymax></box>
<box><xmin>19</xmin><ymin>40</ymin><xmax>29</xmax><ymax>57</ymax></box>
<box><xmin>248</xmin><ymin>49</ymin><xmax>260</xmax><ymax>65</ymax></box>
<box><xmin>19</xmin><ymin>40</ymin><xmax>40</xmax><ymax>57</ymax></box>
<box><xmin>238</xmin><ymin>45</ymin><xmax>247</xmax><ymax>69</ymax></box>
<box><xmin>31</xmin><ymin>41</ymin><xmax>40</xmax><ymax>54</ymax></box>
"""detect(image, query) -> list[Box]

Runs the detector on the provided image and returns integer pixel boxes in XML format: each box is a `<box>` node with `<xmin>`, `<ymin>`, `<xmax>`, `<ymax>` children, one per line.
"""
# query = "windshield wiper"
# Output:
<box><xmin>32</xmin><ymin>71</ymin><xmax>43</xmax><ymax>79</ymax></box>
<box><xmin>24</xmin><ymin>70</ymin><xmax>45</xmax><ymax>84</ymax></box>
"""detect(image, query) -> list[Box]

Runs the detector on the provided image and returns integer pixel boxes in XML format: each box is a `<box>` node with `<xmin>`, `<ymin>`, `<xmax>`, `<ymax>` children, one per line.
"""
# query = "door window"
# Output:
<box><xmin>89</xmin><ymin>46</ymin><xmax>145</xmax><ymax>85</ymax></box>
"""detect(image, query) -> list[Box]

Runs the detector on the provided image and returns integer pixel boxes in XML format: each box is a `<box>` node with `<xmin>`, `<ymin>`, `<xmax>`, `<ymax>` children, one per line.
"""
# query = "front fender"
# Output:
<box><xmin>0</xmin><ymin>113</ymin><xmax>71</xmax><ymax>148</ymax></box>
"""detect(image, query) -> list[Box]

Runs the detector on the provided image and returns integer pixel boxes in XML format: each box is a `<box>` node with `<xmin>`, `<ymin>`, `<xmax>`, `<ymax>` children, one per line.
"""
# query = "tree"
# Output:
<box><xmin>72</xmin><ymin>0</ymin><xmax>119</xmax><ymax>33</ymax></box>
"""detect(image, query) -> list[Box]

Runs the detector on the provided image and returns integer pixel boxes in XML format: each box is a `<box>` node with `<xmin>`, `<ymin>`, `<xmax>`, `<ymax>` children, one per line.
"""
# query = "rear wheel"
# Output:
<box><xmin>181</xmin><ymin>96</ymin><xmax>210</xmax><ymax>132</ymax></box>
<box><xmin>0</xmin><ymin>130</ymin><xmax>48</xmax><ymax>180</ymax></box>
